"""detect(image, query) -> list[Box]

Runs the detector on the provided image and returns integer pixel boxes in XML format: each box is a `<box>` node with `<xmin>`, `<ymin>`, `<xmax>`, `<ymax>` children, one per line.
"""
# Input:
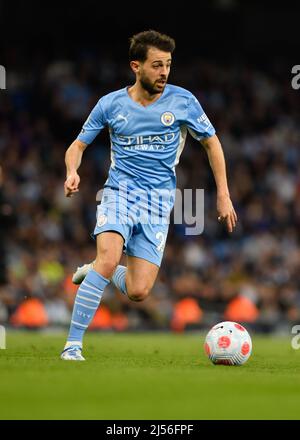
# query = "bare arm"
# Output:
<box><xmin>64</xmin><ymin>139</ymin><xmax>88</xmax><ymax>197</ymax></box>
<box><xmin>201</xmin><ymin>134</ymin><xmax>237</xmax><ymax>233</ymax></box>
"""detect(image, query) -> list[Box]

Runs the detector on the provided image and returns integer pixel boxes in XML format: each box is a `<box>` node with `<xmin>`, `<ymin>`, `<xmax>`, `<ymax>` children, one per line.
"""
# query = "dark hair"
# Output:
<box><xmin>129</xmin><ymin>30</ymin><xmax>175</xmax><ymax>62</ymax></box>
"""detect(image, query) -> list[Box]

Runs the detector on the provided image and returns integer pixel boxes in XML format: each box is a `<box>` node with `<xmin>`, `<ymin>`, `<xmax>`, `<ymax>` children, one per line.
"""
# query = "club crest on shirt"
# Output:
<box><xmin>161</xmin><ymin>112</ymin><xmax>175</xmax><ymax>126</ymax></box>
<box><xmin>97</xmin><ymin>214</ymin><xmax>108</xmax><ymax>227</ymax></box>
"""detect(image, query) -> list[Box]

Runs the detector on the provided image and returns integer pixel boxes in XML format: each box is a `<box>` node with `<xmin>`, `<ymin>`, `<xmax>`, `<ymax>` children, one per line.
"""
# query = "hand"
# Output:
<box><xmin>217</xmin><ymin>194</ymin><xmax>238</xmax><ymax>233</ymax></box>
<box><xmin>64</xmin><ymin>172</ymin><xmax>80</xmax><ymax>197</ymax></box>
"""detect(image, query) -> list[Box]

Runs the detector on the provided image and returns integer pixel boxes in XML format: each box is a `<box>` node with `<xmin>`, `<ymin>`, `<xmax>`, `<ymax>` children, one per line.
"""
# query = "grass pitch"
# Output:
<box><xmin>0</xmin><ymin>331</ymin><xmax>299</xmax><ymax>420</ymax></box>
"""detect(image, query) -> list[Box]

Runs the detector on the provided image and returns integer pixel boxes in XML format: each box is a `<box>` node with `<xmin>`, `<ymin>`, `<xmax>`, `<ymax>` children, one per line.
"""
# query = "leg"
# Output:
<box><xmin>71</xmin><ymin>221</ymin><xmax>167</xmax><ymax>301</ymax></box>
<box><xmin>93</xmin><ymin>231</ymin><xmax>124</xmax><ymax>279</ymax></box>
<box><xmin>72</xmin><ymin>232</ymin><xmax>124</xmax><ymax>284</ymax></box>
<box><xmin>61</xmin><ymin>232</ymin><xmax>124</xmax><ymax>360</ymax></box>
<box><xmin>125</xmin><ymin>256</ymin><xmax>160</xmax><ymax>302</ymax></box>
<box><xmin>111</xmin><ymin>221</ymin><xmax>168</xmax><ymax>301</ymax></box>
<box><xmin>122</xmin><ymin>221</ymin><xmax>168</xmax><ymax>301</ymax></box>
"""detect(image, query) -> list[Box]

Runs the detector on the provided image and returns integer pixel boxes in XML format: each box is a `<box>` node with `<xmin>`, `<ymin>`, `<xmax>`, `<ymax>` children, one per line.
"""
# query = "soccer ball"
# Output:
<box><xmin>204</xmin><ymin>321</ymin><xmax>252</xmax><ymax>366</ymax></box>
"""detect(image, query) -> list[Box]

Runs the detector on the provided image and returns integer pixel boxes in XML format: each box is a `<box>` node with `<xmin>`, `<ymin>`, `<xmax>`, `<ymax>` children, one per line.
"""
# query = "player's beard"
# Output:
<box><xmin>140</xmin><ymin>73</ymin><xmax>166</xmax><ymax>96</ymax></box>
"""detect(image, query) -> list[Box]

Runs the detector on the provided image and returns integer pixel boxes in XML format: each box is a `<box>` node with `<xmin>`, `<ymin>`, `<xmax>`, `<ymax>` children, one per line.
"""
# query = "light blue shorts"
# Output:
<box><xmin>93</xmin><ymin>187</ymin><xmax>170</xmax><ymax>267</ymax></box>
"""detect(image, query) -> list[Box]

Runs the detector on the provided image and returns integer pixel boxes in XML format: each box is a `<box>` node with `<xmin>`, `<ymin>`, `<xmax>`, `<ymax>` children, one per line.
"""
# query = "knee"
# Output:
<box><xmin>94</xmin><ymin>253</ymin><xmax>119</xmax><ymax>279</ymax></box>
<box><xmin>127</xmin><ymin>286</ymin><xmax>150</xmax><ymax>302</ymax></box>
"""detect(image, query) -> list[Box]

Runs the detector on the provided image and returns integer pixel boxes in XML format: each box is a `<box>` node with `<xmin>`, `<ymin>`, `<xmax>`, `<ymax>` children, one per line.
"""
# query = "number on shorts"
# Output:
<box><xmin>156</xmin><ymin>232</ymin><xmax>166</xmax><ymax>252</ymax></box>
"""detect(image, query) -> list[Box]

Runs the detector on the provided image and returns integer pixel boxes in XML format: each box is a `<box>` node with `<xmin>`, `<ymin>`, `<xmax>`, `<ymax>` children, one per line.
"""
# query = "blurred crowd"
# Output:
<box><xmin>0</xmin><ymin>51</ymin><xmax>299</xmax><ymax>333</ymax></box>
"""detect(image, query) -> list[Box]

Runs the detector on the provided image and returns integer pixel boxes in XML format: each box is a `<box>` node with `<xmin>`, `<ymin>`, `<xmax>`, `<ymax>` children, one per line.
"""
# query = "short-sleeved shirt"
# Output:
<box><xmin>77</xmin><ymin>84</ymin><xmax>215</xmax><ymax>196</ymax></box>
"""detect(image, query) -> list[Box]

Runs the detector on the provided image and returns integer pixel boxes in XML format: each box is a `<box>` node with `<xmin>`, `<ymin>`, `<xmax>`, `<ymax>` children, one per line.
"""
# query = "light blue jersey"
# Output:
<box><xmin>77</xmin><ymin>84</ymin><xmax>215</xmax><ymax>191</ymax></box>
<box><xmin>77</xmin><ymin>84</ymin><xmax>215</xmax><ymax>266</ymax></box>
